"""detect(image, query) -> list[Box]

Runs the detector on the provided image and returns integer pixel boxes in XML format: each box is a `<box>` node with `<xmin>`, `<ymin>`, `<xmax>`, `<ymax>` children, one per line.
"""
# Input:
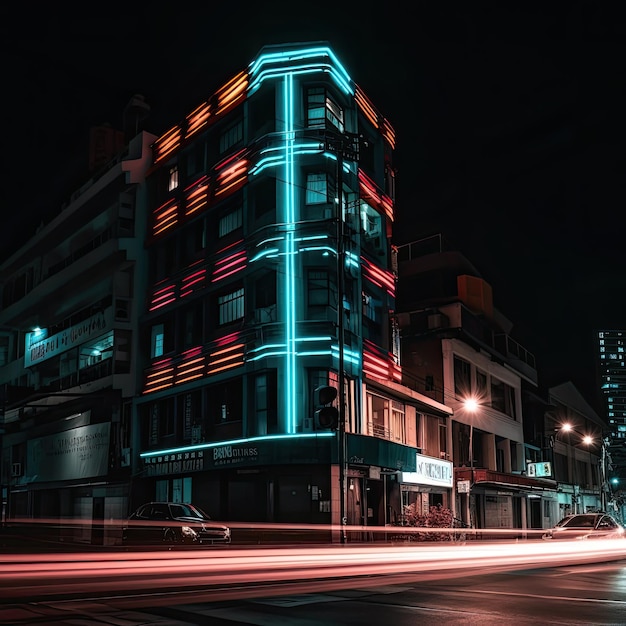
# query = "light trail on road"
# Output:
<box><xmin>1</xmin><ymin>538</ymin><xmax>625</xmax><ymax>604</ymax></box>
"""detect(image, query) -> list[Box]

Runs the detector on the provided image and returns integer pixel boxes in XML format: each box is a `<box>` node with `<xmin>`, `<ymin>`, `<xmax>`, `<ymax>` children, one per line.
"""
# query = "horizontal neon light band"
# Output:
<box><xmin>141</xmin><ymin>432</ymin><xmax>335</xmax><ymax>458</ymax></box>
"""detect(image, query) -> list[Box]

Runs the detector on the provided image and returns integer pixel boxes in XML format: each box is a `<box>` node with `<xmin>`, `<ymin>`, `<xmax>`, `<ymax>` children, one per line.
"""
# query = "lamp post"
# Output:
<box><xmin>462</xmin><ymin>398</ymin><xmax>479</xmax><ymax>528</ymax></box>
<box><xmin>558</xmin><ymin>424</ymin><xmax>608</xmax><ymax>513</ymax></box>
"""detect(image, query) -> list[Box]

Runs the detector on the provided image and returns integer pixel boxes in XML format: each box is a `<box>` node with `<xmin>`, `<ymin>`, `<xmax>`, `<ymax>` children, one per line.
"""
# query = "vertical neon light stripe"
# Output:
<box><xmin>283</xmin><ymin>73</ymin><xmax>297</xmax><ymax>433</ymax></box>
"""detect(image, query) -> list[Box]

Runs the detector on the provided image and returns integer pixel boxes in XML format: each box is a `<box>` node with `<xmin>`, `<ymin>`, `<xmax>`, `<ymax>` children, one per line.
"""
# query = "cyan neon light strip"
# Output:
<box><xmin>248</xmin><ymin>46</ymin><xmax>353</xmax><ymax>96</ymax></box>
<box><xmin>245</xmin><ymin>45</ymin><xmax>361</xmax><ymax>433</ymax></box>
<box><xmin>250</xmin><ymin>143</ymin><xmax>340</xmax><ymax>177</ymax></box>
<box><xmin>331</xmin><ymin>344</ymin><xmax>361</xmax><ymax>367</ymax></box>
<box><xmin>284</xmin><ymin>73</ymin><xmax>297</xmax><ymax>434</ymax></box>
<box><xmin>249</xmin><ymin>247</ymin><xmax>281</xmax><ymax>263</ymax></box>
<box><xmin>140</xmin><ymin>432</ymin><xmax>335</xmax><ymax>458</ymax></box>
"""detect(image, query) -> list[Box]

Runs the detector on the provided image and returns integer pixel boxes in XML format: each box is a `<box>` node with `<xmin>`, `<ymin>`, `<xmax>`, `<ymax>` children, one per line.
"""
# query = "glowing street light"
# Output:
<box><xmin>461</xmin><ymin>397</ymin><xmax>480</xmax><ymax>527</ymax></box>
<box><xmin>557</xmin><ymin>423</ymin><xmax>610</xmax><ymax>512</ymax></box>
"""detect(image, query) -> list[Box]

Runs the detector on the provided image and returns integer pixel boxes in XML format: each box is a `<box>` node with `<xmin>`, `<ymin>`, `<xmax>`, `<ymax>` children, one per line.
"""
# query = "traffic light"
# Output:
<box><xmin>315</xmin><ymin>385</ymin><xmax>339</xmax><ymax>430</ymax></box>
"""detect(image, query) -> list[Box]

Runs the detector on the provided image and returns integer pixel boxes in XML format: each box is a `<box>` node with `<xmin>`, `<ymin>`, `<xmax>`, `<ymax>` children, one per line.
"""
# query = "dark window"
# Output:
<box><xmin>179</xmin><ymin>301</ymin><xmax>204</xmax><ymax>350</ymax></box>
<box><xmin>308</xmin><ymin>270</ymin><xmax>332</xmax><ymax>307</ymax></box>
<box><xmin>252</xmin><ymin>178</ymin><xmax>276</xmax><ymax>219</ymax></box>
<box><xmin>306</xmin><ymin>87</ymin><xmax>344</xmax><ymax>132</ymax></box>
<box><xmin>454</xmin><ymin>356</ymin><xmax>472</xmax><ymax>398</ymax></box>
<box><xmin>255</xmin><ymin>272</ymin><xmax>277</xmax><ymax>309</ymax></box>
<box><xmin>208</xmin><ymin>377</ymin><xmax>243</xmax><ymax>424</ymax></box>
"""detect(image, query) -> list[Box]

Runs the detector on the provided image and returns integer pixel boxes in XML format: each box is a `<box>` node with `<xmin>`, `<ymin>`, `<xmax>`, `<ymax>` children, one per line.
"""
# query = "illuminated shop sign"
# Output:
<box><xmin>400</xmin><ymin>453</ymin><xmax>454</xmax><ymax>488</ymax></box>
<box><xmin>25</xmin><ymin>312</ymin><xmax>108</xmax><ymax>367</ymax></box>
<box><xmin>526</xmin><ymin>461</ymin><xmax>552</xmax><ymax>478</ymax></box>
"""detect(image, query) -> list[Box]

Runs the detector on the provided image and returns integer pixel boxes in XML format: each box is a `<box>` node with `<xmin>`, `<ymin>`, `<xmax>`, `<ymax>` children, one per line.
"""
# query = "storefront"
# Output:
<box><xmin>399</xmin><ymin>452</ymin><xmax>454</xmax><ymax>516</ymax></box>
<box><xmin>136</xmin><ymin>432</ymin><xmax>419</xmax><ymax>541</ymax></box>
<box><xmin>455</xmin><ymin>467</ymin><xmax>557</xmax><ymax>530</ymax></box>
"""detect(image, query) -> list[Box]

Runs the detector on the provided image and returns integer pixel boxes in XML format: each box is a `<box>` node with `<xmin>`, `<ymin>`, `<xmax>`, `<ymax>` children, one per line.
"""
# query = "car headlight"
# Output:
<box><xmin>181</xmin><ymin>526</ymin><xmax>198</xmax><ymax>539</ymax></box>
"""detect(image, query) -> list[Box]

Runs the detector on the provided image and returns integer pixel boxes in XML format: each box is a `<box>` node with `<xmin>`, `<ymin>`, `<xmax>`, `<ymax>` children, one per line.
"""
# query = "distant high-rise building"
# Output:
<box><xmin>596</xmin><ymin>329</ymin><xmax>626</xmax><ymax>507</ymax></box>
<box><xmin>596</xmin><ymin>330</ymin><xmax>626</xmax><ymax>441</ymax></box>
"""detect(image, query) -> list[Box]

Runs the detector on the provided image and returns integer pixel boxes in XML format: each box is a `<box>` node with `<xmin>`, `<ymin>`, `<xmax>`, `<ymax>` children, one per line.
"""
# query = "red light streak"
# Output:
<box><xmin>186</xmin><ymin>102</ymin><xmax>211</xmax><ymax>139</ymax></box>
<box><xmin>358</xmin><ymin>170</ymin><xmax>394</xmax><ymax>222</ymax></box>
<box><xmin>355</xmin><ymin>85</ymin><xmax>378</xmax><ymax>127</ymax></box>
<box><xmin>214</xmin><ymin>71</ymin><xmax>248</xmax><ymax>116</ymax></box>
<box><xmin>1</xmin><ymin>530</ymin><xmax>624</xmax><ymax>603</ymax></box>
<box><xmin>153</xmin><ymin>126</ymin><xmax>182</xmax><ymax>164</ymax></box>
<box><xmin>184</xmin><ymin>176</ymin><xmax>210</xmax><ymax>216</ymax></box>
<box><xmin>152</xmin><ymin>199</ymin><xmax>179</xmax><ymax>236</ymax></box>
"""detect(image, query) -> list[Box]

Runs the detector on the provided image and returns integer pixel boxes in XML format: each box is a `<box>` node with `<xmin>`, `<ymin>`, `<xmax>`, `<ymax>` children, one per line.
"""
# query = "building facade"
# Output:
<box><xmin>395</xmin><ymin>235</ymin><xmax>559</xmax><ymax>530</ymax></box>
<box><xmin>595</xmin><ymin>329</ymin><xmax>626</xmax><ymax>519</ymax></box>
<box><xmin>131</xmin><ymin>42</ymin><xmax>454</xmax><ymax>540</ymax></box>
<box><xmin>0</xmin><ymin>130</ymin><xmax>155</xmax><ymax>543</ymax></box>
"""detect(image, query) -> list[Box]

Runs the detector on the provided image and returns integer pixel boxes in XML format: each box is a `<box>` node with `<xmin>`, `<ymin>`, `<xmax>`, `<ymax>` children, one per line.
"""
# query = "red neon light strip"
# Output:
<box><xmin>358</xmin><ymin>170</ymin><xmax>394</xmax><ymax>222</ymax></box>
<box><xmin>186</xmin><ymin>102</ymin><xmax>211</xmax><ymax>139</ymax></box>
<box><xmin>154</xmin><ymin>127</ymin><xmax>182</xmax><ymax>164</ymax></box>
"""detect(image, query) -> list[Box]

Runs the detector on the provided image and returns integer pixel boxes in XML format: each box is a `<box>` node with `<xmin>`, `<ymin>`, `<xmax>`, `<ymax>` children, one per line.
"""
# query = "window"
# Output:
<box><xmin>439</xmin><ymin>419</ymin><xmax>448</xmax><ymax>458</ymax></box>
<box><xmin>180</xmin><ymin>220</ymin><xmax>206</xmax><ymax>265</ymax></box>
<box><xmin>153</xmin><ymin>397</ymin><xmax>175</xmax><ymax>437</ymax></box>
<box><xmin>306</xmin><ymin>173</ymin><xmax>328</xmax><ymax>205</ymax></box>
<box><xmin>391</xmin><ymin>400</ymin><xmax>405</xmax><ymax>444</ymax></box>
<box><xmin>491</xmin><ymin>377</ymin><xmax>516</xmax><ymax>419</ymax></box>
<box><xmin>255</xmin><ymin>272</ymin><xmax>276</xmax><ymax>309</ymax></box>
<box><xmin>219</xmin><ymin>205</ymin><xmax>243</xmax><ymax>237</ymax></box>
<box><xmin>168</xmin><ymin>166</ymin><xmax>179</xmax><ymax>191</ymax></box>
<box><xmin>476</xmin><ymin>368</ymin><xmax>488</xmax><ymax>398</ymax></box>
<box><xmin>369</xmin><ymin>393</ymin><xmax>388</xmax><ymax>439</ymax></box>
<box><xmin>454</xmin><ymin>356</ymin><xmax>472</xmax><ymax>398</ymax></box>
<box><xmin>362</xmin><ymin>291</ymin><xmax>380</xmax><ymax>322</ymax></box>
<box><xmin>79</xmin><ymin>332</ymin><xmax>113</xmax><ymax>370</ymax></box>
<box><xmin>360</xmin><ymin>201</ymin><xmax>384</xmax><ymax>254</ymax></box>
<box><xmin>252</xmin><ymin>178</ymin><xmax>276</xmax><ymax>219</ymax></box>
<box><xmin>254</xmin><ymin>370</ymin><xmax>278</xmax><ymax>435</ymax></box>
<box><xmin>0</xmin><ymin>334</ymin><xmax>9</xmax><ymax>367</ymax></box>
<box><xmin>218</xmin><ymin>287</ymin><xmax>244</xmax><ymax>324</ymax></box>
<box><xmin>219</xmin><ymin>119</ymin><xmax>243</xmax><ymax>154</ymax></box>
<box><xmin>152</xmin><ymin>324</ymin><xmax>165</xmax><ymax>358</ymax></box>
<box><xmin>179</xmin><ymin>302</ymin><xmax>203</xmax><ymax>349</ymax></box>
<box><xmin>308</xmin><ymin>270</ymin><xmax>332</xmax><ymax>307</ymax></box>
<box><xmin>208</xmin><ymin>377</ymin><xmax>243</xmax><ymax>424</ymax></box>
<box><xmin>307</xmin><ymin>87</ymin><xmax>344</xmax><ymax>133</ymax></box>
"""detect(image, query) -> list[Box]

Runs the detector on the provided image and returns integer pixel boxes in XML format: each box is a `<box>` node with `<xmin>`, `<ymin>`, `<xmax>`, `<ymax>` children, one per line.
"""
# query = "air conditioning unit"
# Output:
<box><xmin>11</xmin><ymin>462</ymin><xmax>22</xmax><ymax>477</ymax></box>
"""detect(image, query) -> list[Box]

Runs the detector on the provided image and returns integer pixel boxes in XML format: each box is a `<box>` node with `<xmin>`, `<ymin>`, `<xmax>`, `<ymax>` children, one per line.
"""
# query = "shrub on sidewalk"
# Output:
<box><xmin>397</xmin><ymin>503</ymin><xmax>454</xmax><ymax>541</ymax></box>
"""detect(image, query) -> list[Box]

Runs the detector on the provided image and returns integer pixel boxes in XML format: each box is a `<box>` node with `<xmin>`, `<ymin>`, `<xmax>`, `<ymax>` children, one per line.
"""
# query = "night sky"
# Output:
<box><xmin>4</xmin><ymin>4</ymin><xmax>625</xmax><ymax>413</ymax></box>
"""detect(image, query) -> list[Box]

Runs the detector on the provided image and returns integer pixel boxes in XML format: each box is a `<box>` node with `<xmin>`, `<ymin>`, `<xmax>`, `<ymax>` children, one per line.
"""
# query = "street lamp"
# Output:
<box><xmin>461</xmin><ymin>397</ymin><xmax>479</xmax><ymax>527</ymax></box>
<box><xmin>557</xmin><ymin>424</ymin><xmax>609</xmax><ymax>512</ymax></box>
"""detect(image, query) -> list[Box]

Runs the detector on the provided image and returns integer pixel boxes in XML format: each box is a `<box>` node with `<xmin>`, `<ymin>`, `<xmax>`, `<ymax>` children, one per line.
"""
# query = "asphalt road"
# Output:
<box><xmin>1</xmin><ymin>545</ymin><xmax>625</xmax><ymax>625</ymax></box>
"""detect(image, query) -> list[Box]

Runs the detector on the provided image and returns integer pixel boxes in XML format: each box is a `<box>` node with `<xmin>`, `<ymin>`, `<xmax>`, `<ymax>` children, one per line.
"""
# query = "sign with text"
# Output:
<box><xmin>526</xmin><ymin>461</ymin><xmax>552</xmax><ymax>478</ymax></box>
<box><xmin>400</xmin><ymin>453</ymin><xmax>454</xmax><ymax>488</ymax></box>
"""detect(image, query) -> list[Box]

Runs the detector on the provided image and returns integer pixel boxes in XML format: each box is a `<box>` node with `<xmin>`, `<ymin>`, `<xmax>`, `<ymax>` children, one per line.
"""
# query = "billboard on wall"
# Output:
<box><xmin>26</xmin><ymin>421</ymin><xmax>110</xmax><ymax>483</ymax></box>
<box><xmin>24</xmin><ymin>312</ymin><xmax>108</xmax><ymax>367</ymax></box>
<box><xmin>400</xmin><ymin>453</ymin><xmax>454</xmax><ymax>488</ymax></box>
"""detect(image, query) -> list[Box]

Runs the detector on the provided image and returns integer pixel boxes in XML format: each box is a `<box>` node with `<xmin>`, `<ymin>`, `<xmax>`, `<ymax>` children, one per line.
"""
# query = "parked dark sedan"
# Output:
<box><xmin>542</xmin><ymin>512</ymin><xmax>625</xmax><ymax>541</ymax></box>
<box><xmin>123</xmin><ymin>502</ymin><xmax>231</xmax><ymax>547</ymax></box>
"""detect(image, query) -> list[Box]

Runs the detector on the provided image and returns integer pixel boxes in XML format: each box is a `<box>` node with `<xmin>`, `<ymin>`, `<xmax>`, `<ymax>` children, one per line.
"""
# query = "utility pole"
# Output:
<box><xmin>326</xmin><ymin>130</ymin><xmax>359</xmax><ymax>545</ymax></box>
<box><xmin>337</xmin><ymin>166</ymin><xmax>347</xmax><ymax>544</ymax></box>
<box><xmin>601</xmin><ymin>436</ymin><xmax>610</xmax><ymax>511</ymax></box>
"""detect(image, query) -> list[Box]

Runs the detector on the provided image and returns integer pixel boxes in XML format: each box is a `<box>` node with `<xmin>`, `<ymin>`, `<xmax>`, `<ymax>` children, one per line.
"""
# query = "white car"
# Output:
<box><xmin>542</xmin><ymin>513</ymin><xmax>625</xmax><ymax>540</ymax></box>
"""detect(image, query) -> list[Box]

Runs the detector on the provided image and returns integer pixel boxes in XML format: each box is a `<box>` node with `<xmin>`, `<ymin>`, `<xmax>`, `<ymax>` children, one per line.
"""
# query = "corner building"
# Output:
<box><xmin>135</xmin><ymin>42</ymin><xmax>452</xmax><ymax>538</ymax></box>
